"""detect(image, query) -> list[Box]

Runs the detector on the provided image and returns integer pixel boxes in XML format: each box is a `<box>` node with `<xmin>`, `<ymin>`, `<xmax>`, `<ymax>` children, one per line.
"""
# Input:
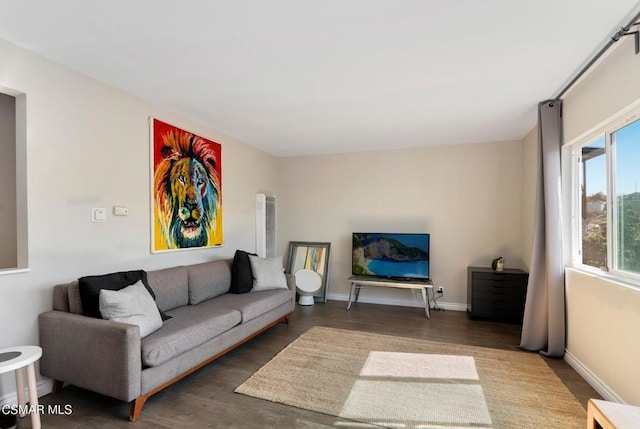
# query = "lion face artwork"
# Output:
<box><xmin>152</xmin><ymin>119</ymin><xmax>222</xmax><ymax>251</ymax></box>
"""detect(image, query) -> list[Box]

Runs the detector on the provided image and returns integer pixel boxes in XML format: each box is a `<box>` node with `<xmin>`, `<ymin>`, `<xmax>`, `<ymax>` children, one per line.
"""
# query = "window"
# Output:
<box><xmin>613</xmin><ymin>120</ymin><xmax>640</xmax><ymax>274</ymax></box>
<box><xmin>572</xmin><ymin>108</ymin><xmax>640</xmax><ymax>282</ymax></box>
<box><xmin>579</xmin><ymin>136</ymin><xmax>607</xmax><ymax>269</ymax></box>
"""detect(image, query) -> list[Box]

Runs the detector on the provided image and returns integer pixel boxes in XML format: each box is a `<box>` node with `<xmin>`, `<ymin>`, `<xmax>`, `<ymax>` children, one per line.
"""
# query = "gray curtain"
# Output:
<box><xmin>520</xmin><ymin>100</ymin><xmax>565</xmax><ymax>358</ymax></box>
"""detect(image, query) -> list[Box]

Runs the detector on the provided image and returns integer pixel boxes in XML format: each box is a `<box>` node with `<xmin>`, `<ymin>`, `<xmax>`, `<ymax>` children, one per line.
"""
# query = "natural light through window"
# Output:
<box><xmin>572</xmin><ymin>107</ymin><xmax>640</xmax><ymax>283</ymax></box>
<box><xmin>339</xmin><ymin>352</ymin><xmax>492</xmax><ymax>429</ymax></box>
<box><xmin>612</xmin><ymin>119</ymin><xmax>640</xmax><ymax>276</ymax></box>
<box><xmin>360</xmin><ymin>352</ymin><xmax>479</xmax><ymax>380</ymax></box>
<box><xmin>580</xmin><ymin>137</ymin><xmax>607</xmax><ymax>270</ymax></box>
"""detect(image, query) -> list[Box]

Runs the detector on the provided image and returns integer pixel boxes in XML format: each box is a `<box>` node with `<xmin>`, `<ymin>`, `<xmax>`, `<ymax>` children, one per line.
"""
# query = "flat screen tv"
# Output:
<box><xmin>352</xmin><ymin>233</ymin><xmax>430</xmax><ymax>280</ymax></box>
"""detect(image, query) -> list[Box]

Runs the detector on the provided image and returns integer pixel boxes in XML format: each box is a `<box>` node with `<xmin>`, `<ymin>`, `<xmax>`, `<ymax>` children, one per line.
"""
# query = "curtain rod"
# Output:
<box><xmin>553</xmin><ymin>9</ymin><xmax>640</xmax><ymax>101</ymax></box>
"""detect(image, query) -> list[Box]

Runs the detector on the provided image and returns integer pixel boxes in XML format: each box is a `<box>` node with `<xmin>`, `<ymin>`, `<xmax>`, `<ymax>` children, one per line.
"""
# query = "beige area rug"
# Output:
<box><xmin>235</xmin><ymin>326</ymin><xmax>586</xmax><ymax>428</ymax></box>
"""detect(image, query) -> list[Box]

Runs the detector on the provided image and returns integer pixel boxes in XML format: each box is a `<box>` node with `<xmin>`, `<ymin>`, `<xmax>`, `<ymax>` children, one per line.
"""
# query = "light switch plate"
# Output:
<box><xmin>92</xmin><ymin>208</ymin><xmax>107</xmax><ymax>222</ymax></box>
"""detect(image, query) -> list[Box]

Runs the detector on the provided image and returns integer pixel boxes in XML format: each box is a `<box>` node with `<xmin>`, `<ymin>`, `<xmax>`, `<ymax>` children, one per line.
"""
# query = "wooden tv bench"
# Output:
<box><xmin>346</xmin><ymin>275</ymin><xmax>434</xmax><ymax>318</ymax></box>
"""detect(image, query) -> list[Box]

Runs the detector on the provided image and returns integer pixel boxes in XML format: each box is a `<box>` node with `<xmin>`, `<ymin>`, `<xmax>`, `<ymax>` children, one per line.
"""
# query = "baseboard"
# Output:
<box><xmin>0</xmin><ymin>379</ymin><xmax>53</xmax><ymax>407</ymax></box>
<box><xmin>430</xmin><ymin>301</ymin><xmax>467</xmax><ymax>312</ymax></box>
<box><xmin>564</xmin><ymin>350</ymin><xmax>625</xmax><ymax>403</ymax></box>
<box><xmin>327</xmin><ymin>292</ymin><xmax>466</xmax><ymax>312</ymax></box>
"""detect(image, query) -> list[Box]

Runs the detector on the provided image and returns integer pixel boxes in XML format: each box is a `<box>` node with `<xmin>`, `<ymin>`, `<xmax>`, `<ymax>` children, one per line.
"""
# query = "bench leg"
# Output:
<box><xmin>346</xmin><ymin>283</ymin><xmax>356</xmax><ymax>310</ymax></box>
<box><xmin>421</xmin><ymin>287</ymin><xmax>430</xmax><ymax>319</ymax></box>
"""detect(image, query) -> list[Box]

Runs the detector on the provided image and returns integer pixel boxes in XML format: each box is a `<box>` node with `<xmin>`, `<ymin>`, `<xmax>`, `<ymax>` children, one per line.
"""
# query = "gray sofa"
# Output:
<box><xmin>38</xmin><ymin>258</ymin><xmax>295</xmax><ymax>421</ymax></box>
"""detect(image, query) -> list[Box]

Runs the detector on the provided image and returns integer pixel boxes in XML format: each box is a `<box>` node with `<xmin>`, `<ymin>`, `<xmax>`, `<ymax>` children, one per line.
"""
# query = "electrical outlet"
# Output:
<box><xmin>113</xmin><ymin>206</ymin><xmax>129</xmax><ymax>216</ymax></box>
<box><xmin>437</xmin><ymin>286</ymin><xmax>444</xmax><ymax>295</ymax></box>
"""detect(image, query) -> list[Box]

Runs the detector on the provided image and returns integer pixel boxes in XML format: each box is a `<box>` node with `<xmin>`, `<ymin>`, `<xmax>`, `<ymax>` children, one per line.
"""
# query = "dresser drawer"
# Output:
<box><xmin>467</xmin><ymin>266</ymin><xmax>528</xmax><ymax>324</ymax></box>
<box><xmin>472</xmin><ymin>281</ymin><xmax>527</xmax><ymax>299</ymax></box>
<box><xmin>471</xmin><ymin>300</ymin><xmax>525</xmax><ymax>323</ymax></box>
<box><xmin>472</xmin><ymin>272</ymin><xmax>526</xmax><ymax>283</ymax></box>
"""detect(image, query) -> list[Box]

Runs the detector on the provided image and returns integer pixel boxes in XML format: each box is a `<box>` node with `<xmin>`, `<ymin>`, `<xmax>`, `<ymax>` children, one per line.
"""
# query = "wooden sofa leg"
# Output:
<box><xmin>284</xmin><ymin>314</ymin><xmax>291</xmax><ymax>325</ymax></box>
<box><xmin>130</xmin><ymin>395</ymin><xmax>148</xmax><ymax>422</ymax></box>
<box><xmin>51</xmin><ymin>380</ymin><xmax>64</xmax><ymax>394</ymax></box>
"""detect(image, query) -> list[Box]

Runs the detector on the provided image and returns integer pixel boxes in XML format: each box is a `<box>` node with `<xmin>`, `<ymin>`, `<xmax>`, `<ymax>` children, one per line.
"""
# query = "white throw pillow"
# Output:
<box><xmin>99</xmin><ymin>280</ymin><xmax>163</xmax><ymax>337</ymax></box>
<box><xmin>248</xmin><ymin>255</ymin><xmax>289</xmax><ymax>291</ymax></box>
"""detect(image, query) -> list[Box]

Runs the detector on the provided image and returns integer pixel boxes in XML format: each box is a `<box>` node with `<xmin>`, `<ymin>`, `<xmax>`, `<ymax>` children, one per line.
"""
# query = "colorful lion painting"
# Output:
<box><xmin>152</xmin><ymin>119</ymin><xmax>223</xmax><ymax>251</ymax></box>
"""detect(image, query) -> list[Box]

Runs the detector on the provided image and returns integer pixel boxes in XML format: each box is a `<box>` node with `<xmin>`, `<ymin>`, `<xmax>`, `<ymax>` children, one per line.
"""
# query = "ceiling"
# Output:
<box><xmin>1</xmin><ymin>1</ymin><xmax>639</xmax><ymax>157</ymax></box>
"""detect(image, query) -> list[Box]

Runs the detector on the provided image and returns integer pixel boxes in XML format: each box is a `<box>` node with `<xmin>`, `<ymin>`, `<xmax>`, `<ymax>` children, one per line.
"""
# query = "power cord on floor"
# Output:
<box><xmin>431</xmin><ymin>291</ymin><xmax>444</xmax><ymax>311</ymax></box>
<box><xmin>411</xmin><ymin>288</ymin><xmax>444</xmax><ymax>312</ymax></box>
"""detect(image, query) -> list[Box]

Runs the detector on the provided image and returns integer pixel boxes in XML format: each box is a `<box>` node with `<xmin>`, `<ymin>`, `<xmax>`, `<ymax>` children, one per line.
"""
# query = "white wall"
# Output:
<box><xmin>0</xmin><ymin>93</ymin><xmax>16</xmax><ymax>268</ymax></box>
<box><xmin>278</xmin><ymin>141</ymin><xmax>525</xmax><ymax>308</ymax></box>
<box><xmin>0</xmin><ymin>37</ymin><xmax>279</xmax><ymax>398</ymax></box>
<box><xmin>565</xmin><ymin>269</ymin><xmax>640</xmax><ymax>403</ymax></box>
<box><xmin>562</xmin><ymin>36</ymin><xmax>640</xmax><ymax>404</ymax></box>
<box><xmin>564</xmin><ymin>38</ymin><xmax>640</xmax><ymax>144</ymax></box>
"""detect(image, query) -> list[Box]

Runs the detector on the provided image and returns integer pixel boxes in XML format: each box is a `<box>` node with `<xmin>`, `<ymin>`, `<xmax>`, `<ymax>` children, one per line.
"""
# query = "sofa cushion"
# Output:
<box><xmin>248</xmin><ymin>255</ymin><xmax>289</xmax><ymax>291</ymax></box>
<box><xmin>147</xmin><ymin>266</ymin><xmax>189</xmax><ymax>312</ymax></box>
<box><xmin>212</xmin><ymin>289</ymin><xmax>293</xmax><ymax>323</ymax></box>
<box><xmin>99</xmin><ymin>281</ymin><xmax>163</xmax><ymax>338</ymax></box>
<box><xmin>141</xmin><ymin>301</ymin><xmax>241</xmax><ymax>367</ymax></box>
<box><xmin>78</xmin><ymin>270</ymin><xmax>169</xmax><ymax>320</ymax></box>
<box><xmin>230</xmin><ymin>250</ymin><xmax>257</xmax><ymax>294</ymax></box>
<box><xmin>187</xmin><ymin>260</ymin><xmax>232</xmax><ymax>305</ymax></box>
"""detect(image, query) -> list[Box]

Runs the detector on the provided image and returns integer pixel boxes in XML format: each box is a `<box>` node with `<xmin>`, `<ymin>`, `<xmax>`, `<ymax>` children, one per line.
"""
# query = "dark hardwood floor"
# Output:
<box><xmin>30</xmin><ymin>301</ymin><xmax>600</xmax><ymax>428</ymax></box>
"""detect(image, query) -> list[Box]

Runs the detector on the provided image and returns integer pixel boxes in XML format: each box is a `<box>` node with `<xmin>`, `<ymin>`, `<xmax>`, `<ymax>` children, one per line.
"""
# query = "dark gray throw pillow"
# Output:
<box><xmin>78</xmin><ymin>270</ymin><xmax>171</xmax><ymax>320</ymax></box>
<box><xmin>231</xmin><ymin>250</ymin><xmax>257</xmax><ymax>293</ymax></box>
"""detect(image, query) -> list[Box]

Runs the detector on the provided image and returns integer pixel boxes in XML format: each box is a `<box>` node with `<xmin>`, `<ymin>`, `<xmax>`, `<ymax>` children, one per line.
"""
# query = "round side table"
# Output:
<box><xmin>0</xmin><ymin>346</ymin><xmax>42</xmax><ymax>429</ymax></box>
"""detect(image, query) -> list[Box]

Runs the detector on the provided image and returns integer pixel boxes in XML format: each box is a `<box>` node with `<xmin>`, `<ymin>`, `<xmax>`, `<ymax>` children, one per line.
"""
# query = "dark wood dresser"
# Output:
<box><xmin>467</xmin><ymin>266</ymin><xmax>529</xmax><ymax>324</ymax></box>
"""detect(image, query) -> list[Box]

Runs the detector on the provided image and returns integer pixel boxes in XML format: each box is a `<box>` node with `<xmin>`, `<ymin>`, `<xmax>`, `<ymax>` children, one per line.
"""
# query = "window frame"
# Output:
<box><xmin>567</xmin><ymin>104</ymin><xmax>640</xmax><ymax>286</ymax></box>
<box><xmin>0</xmin><ymin>86</ymin><xmax>28</xmax><ymax>274</ymax></box>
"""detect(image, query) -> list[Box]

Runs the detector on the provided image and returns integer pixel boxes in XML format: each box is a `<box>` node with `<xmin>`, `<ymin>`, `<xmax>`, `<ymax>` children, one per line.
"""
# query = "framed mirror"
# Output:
<box><xmin>286</xmin><ymin>241</ymin><xmax>331</xmax><ymax>303</ymax></box>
